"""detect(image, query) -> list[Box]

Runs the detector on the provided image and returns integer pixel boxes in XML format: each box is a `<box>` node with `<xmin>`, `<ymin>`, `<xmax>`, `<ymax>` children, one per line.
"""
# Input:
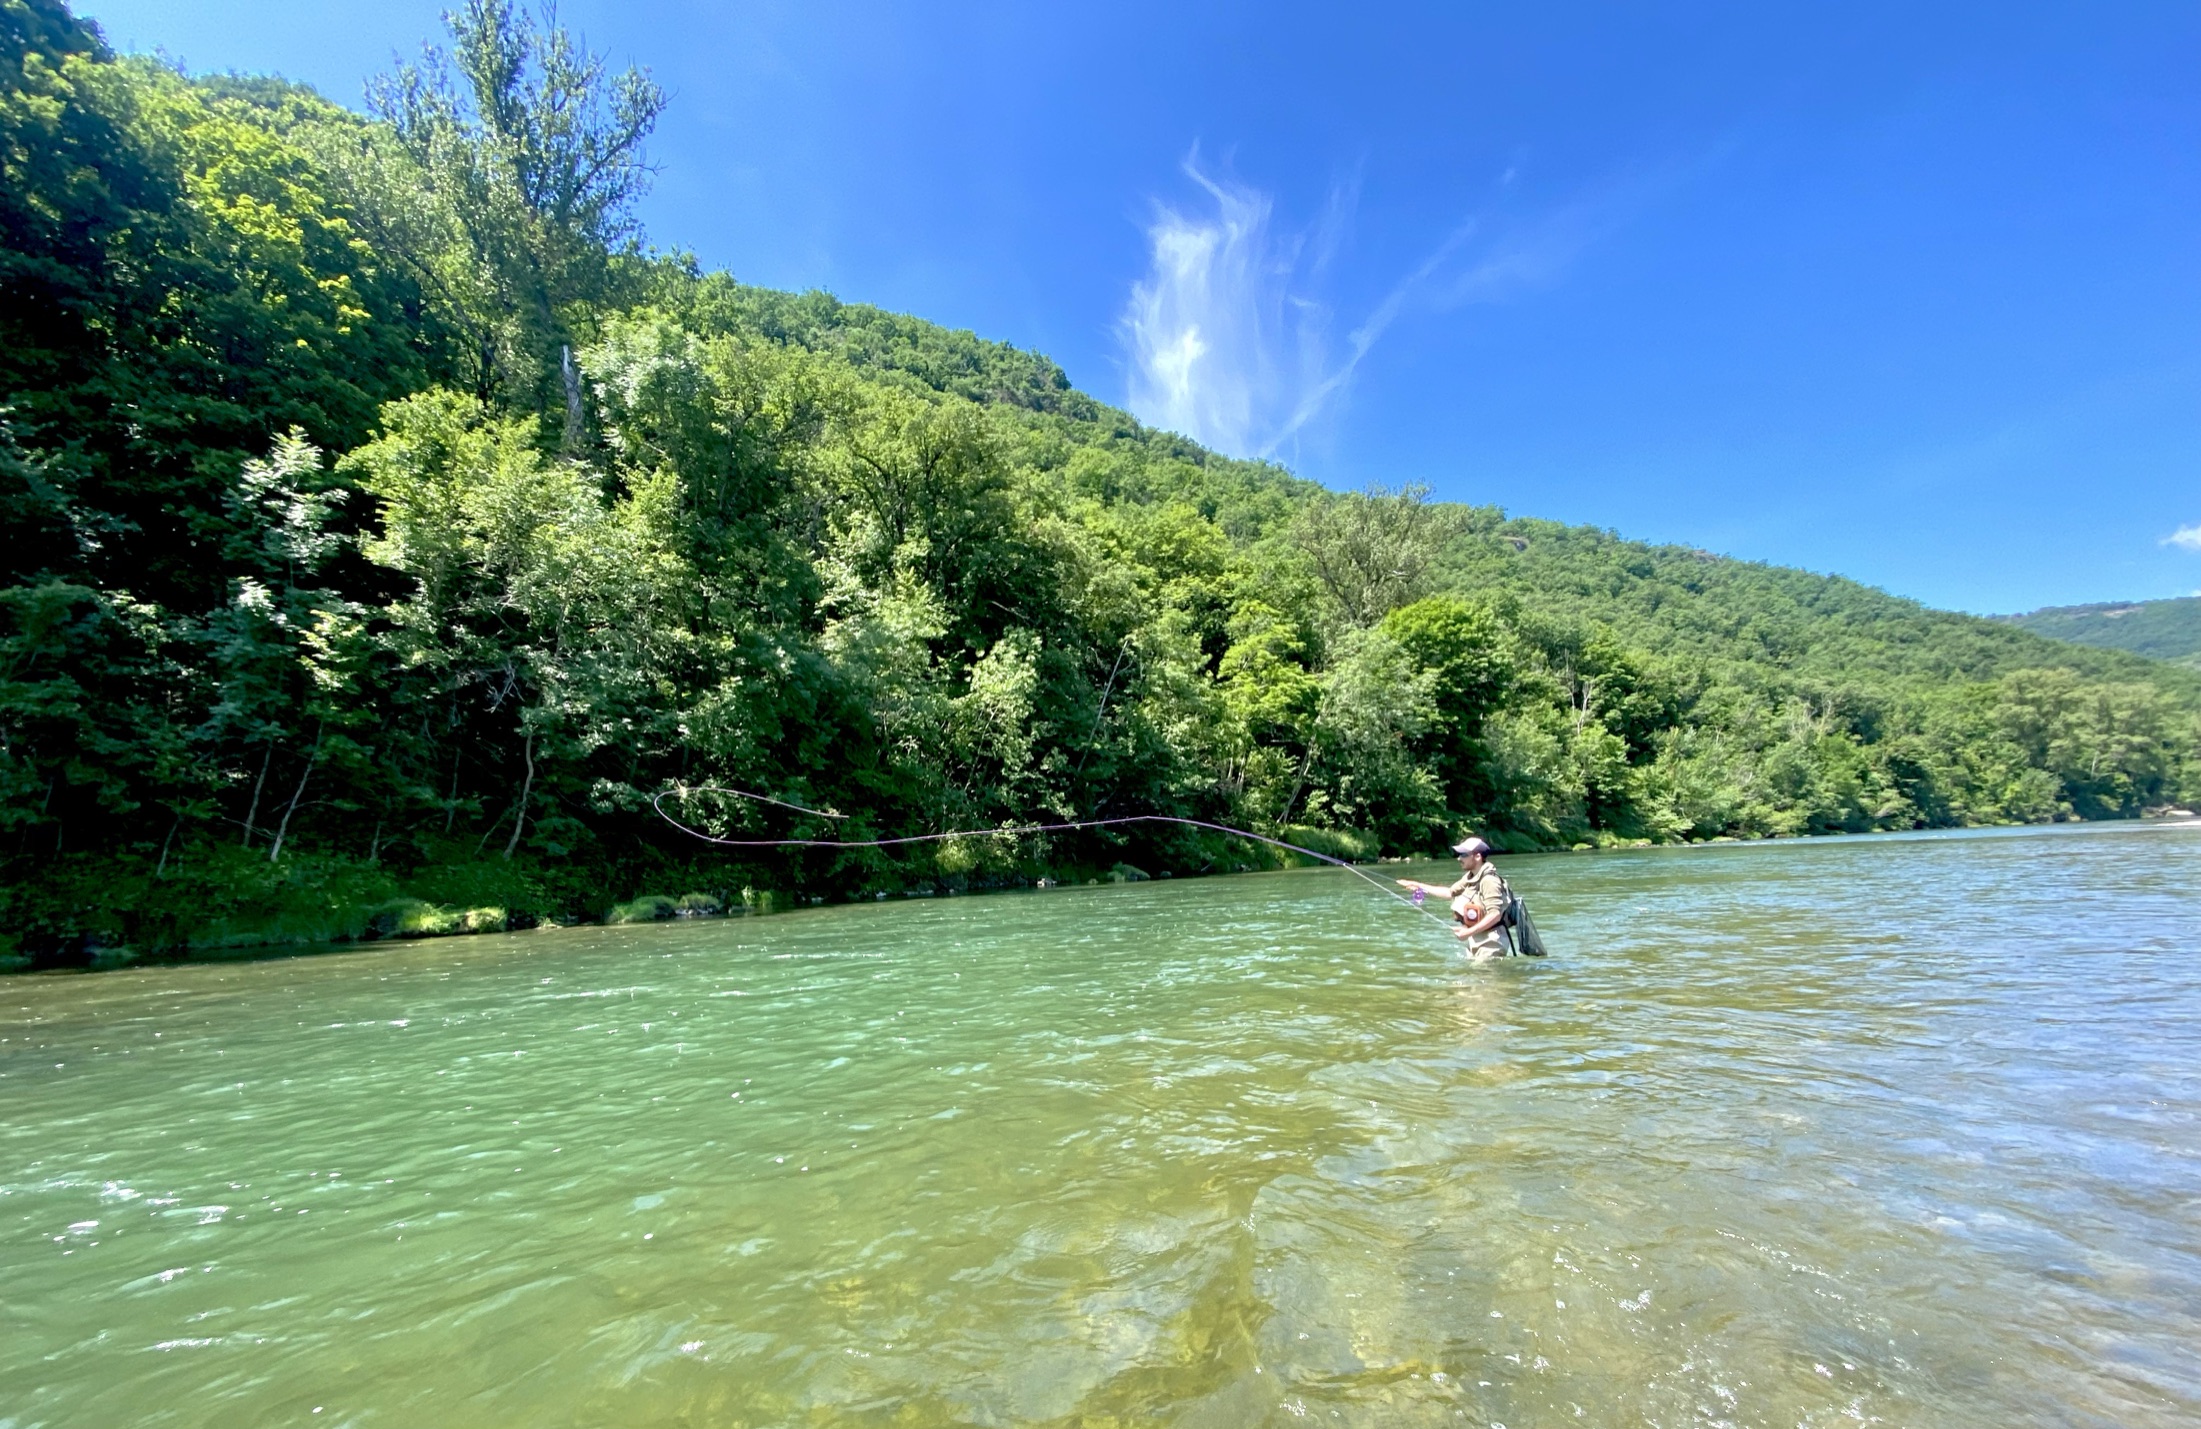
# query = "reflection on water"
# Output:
<box><xmin>3</xmin><ymin>822</ymin><xmax>2198</xmax><ymax>1426</ymax></box>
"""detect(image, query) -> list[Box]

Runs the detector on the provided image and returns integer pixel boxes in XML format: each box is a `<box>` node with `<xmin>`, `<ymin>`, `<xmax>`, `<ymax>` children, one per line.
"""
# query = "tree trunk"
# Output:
<box><xmin>476</xmin><ymin>330</ymin><xmax>500</xmax><ymax>404</ymax></box>
<box><xmin>1279</xmin><ymin>691</ymin><xmax>1330</xmax><ymax>825</ymax></box>
<box><xmin>242</xmin><ymin>743</ymin><xmax>273</xmax><ymax>847</ymax></box>
<box><xmin>473</xmin><ymin>805</ymin><xmax>510</xmax><ymax>859</ymax></box>
<box><xmin>1573</xmin><ymin>675</ymin><xmax>1596</xmax><ymax>734</ymax></box>
<box><xmin>1075</xmin><ymin>643</ymin><xmax>1131</xmax><ymax>775</ymax></box>
<box><xmin>268</xmin><ymin>731</ymin><xmax>321</xmax><ymax>864</ymax></box>
<box><xmin>1279</xmin><ymin>740</ymin><xmax>1320</xmax><ymax>827</ymax></box>
<box><xmin>502</xmin><ymin>730</ymin><xmax>535</xmax><ymax>861</ymax></box>
<box><xmin>560</xmin><ymin>344</ymin><xmax>586</xmax><ymax>454</ymax></box>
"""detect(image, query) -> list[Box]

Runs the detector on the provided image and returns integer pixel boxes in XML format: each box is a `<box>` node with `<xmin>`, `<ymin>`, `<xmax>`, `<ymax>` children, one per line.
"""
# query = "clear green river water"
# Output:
<box><xmin>4</xmin><ymin>822</ymin><xmax>2199</xmax><ymax>1427</ymax></box>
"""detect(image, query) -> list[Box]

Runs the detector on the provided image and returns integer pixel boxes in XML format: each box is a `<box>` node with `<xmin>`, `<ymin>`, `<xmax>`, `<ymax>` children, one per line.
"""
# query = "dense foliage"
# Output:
<box><xmin>6</xmin><ymin>0</ymin><xmax>2198</xmax><ymax>963</ymax></box>
<box><xmin>2005</xmin><ymin>596</ymin><xmax>2201</xmax><ymax>670</ymax></box>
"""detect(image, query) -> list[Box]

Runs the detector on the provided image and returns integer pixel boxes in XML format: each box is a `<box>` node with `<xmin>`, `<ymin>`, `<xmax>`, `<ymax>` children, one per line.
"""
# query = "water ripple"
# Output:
<box><xmin>2</xmin><ymin>822</ymin><xmax>2196</xmax><ymax>1425</ymax></box>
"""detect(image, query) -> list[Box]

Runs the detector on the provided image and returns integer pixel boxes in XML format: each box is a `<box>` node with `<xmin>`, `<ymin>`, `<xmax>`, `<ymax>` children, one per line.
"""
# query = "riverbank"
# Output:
<box><xmin>2</xmin><ymin>823</ymin><xmax>1389</xmax><ymax>972</ymax></box>
<box><xmin>12</xmin><ymin>812</ymin><xmax>2190</xmax><ymax>973</ymax></box>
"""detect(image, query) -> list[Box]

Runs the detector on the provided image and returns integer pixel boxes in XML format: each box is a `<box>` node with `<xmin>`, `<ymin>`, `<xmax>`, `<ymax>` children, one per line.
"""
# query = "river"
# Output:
<box><xmin>4</xmin><ymin>822</ymin><xmax>2197</xmax><ymax>1426</ymax></box>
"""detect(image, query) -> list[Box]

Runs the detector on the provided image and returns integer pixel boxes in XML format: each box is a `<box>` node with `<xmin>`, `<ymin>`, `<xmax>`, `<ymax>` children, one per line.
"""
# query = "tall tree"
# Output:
<box><xmin>365</xmin><ymin>0</ymin><xmax>665</xmax><ymax>443</ymax></box>
<box><xmin>1291</xmin><ymin>484</ymin><xmax>1455</xmax><ymax>629</ymax></box>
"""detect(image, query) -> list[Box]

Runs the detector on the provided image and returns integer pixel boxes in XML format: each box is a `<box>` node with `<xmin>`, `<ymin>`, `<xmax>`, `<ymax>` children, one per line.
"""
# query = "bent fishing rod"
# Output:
<box><xmin>649</xmin><ymin>784</ymin><xmax>1453</xmax><ymax>929</ymax></box>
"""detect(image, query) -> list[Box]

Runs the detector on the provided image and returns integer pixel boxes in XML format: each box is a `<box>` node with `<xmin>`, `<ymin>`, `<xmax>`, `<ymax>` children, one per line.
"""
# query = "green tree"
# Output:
<box><xmin>364</xmin><ymin>0</ymin><xmax>664</xmax><ymax>439</ymax></box>
<box><xmin>1291</xmin><ymin>483</ymin><xmax>1456</xmax><ymax>628</ymax></box>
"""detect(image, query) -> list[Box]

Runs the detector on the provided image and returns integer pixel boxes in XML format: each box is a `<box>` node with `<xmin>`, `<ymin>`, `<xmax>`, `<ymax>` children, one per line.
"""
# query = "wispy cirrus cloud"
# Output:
<box><xmin>1117</xmin><ymin>157</ymin><xmax>1324</xmax><ymax>461</ymax></box>
<box><xmin>2165</xmin><ymin>523</ymin><xmax>2201</xmax><ymax>552</ymax></box>
<box><xmin>1119</xmin><ymin>152</ymin><xmax>1658</xmax><ymax>460</ymax></box>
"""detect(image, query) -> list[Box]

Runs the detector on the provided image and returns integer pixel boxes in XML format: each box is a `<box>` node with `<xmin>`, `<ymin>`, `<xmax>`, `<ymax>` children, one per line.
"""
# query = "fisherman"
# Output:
<box><xmin>1397</xmin><ymin>836</ymin><xmax>1512</xmax><ymax>960</ymax></box>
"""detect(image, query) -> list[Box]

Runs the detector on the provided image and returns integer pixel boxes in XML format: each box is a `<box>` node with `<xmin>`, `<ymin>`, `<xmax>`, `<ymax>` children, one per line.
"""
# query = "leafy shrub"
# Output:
<box><xmin>608</xmin><ymin>894</ymin><xmax>680</xmax><ymax>924</ymax></box>
<box><xmin>1275</xmin><ymin>826</ymin><xmax>1381</xmax><ymax>863</ymax></box>
<box><xmin>363</xmin><ymin>899</ymin><xmax>505</xmax><ymax>938</ymax></box>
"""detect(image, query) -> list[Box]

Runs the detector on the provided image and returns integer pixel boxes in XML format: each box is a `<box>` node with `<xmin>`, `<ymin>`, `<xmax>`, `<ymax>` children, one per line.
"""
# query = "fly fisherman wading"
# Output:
<box><xmin>1397</xmin><ymin>836</ymin><xmax>1513</xmax><ymax>960</ymax></box>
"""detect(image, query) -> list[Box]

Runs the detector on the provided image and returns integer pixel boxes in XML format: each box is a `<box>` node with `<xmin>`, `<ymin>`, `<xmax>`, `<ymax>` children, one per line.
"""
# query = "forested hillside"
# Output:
<box><xmin>6</xmin><ymin>0</ymin><xmax>2197</xmax><ymax>964</ymax></box>
<box><xmin>2004</xmin><ymin>596</ymin><xmax>2201</xmax><ymax>670</ymax></box>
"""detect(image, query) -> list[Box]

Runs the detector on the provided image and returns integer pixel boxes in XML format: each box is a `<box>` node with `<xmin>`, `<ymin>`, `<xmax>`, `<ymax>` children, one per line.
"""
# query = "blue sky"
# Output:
<box><xmin>85</xmin><ymin>0</ymin><xmax>2201</xmax><ymax>614</ymax></box>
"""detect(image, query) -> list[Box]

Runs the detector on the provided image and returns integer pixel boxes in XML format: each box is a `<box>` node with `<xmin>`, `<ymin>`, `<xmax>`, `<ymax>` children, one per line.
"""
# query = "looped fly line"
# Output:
<box><xmin>650</xmin><ymin>785</ymin><xmax>1451</xmax><ymax>928</ymax></box>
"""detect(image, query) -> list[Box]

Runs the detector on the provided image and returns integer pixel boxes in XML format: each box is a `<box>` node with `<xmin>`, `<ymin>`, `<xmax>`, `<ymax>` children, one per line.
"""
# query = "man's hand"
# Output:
<box><xmin>1459</xmin><ymin>905</ymin><xmax>1505</xmax><ymax>937</ymax></box>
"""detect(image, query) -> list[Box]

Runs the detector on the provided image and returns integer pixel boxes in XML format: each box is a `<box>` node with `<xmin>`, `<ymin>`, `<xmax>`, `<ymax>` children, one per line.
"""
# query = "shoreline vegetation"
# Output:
<box><xmin>6</xmin><ymin>0</ymin><xmax>2200</xmax><ymax>971</ymax></box>
<box><xmin>16</xmin><ymin>813</ymin><xmax>2198</xmax><ymax>975</ymax></box>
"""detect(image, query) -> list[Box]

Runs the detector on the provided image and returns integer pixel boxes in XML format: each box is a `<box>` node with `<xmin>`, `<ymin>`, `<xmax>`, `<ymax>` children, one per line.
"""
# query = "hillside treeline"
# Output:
<box><xmin>5</xmin><ymin>0</ymin><xmax>2197</xmax><ymax>960</ymax></box>
<box><xmin>2006</xmin><ymin>597</ymin><xmax>2201</xmax><ymax>670</ymax></box>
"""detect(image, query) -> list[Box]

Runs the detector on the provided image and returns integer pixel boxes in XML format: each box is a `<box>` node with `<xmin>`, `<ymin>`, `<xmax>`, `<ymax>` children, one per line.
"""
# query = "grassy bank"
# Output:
<box><xmin>2</xmin><ymin>823</ymin><xmax>1394</xmax><ymax>971</ymax></box>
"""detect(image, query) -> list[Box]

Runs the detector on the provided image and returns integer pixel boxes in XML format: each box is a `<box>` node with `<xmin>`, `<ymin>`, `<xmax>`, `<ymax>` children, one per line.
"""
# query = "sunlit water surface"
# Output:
<box><xmin>4</xmin><ymin>822</ymin><xmax>2199</xmax><ymax>1427</ymax></box>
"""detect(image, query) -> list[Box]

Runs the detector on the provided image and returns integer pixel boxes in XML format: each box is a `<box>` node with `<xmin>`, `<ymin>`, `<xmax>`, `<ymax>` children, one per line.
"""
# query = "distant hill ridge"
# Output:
<box><xmin>2001</xmin><ymin>596</ymin><xmax>2201</xmax><ymax>670</ymax></box>
<box><xmin>741</xmin><ymin>287</ymin><xmax>2201</xmax><ymax>699</ymax></box>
